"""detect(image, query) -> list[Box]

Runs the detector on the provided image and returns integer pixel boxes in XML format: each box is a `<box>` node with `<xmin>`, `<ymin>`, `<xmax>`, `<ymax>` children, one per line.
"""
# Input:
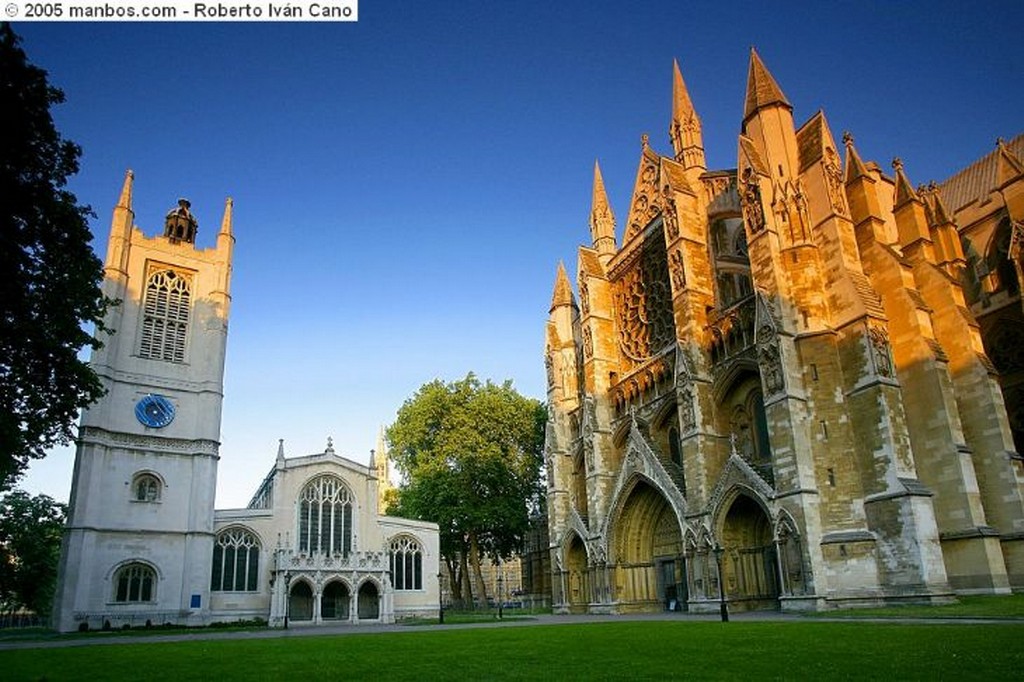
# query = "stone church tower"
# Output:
<box><xmin>53</xmin><ymin>172</ymin><xmax>234</xmax><ymax>631</ymax></box>
<box><xmin>542</xmin><ymin>51</ymin><xmax>1024</xmax><ymax>613</ymax></box>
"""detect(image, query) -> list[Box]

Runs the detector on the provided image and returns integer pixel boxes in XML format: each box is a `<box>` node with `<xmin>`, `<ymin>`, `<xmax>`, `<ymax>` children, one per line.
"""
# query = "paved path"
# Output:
<box><xmin>1</xmin><ymin>611</ymin><xmax>1021</xmax><ymax>651</ymax></box>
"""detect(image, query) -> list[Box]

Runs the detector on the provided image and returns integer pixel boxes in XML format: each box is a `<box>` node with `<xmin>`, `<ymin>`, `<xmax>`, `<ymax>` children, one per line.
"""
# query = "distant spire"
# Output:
<box><xmin>550</xmin><ymin>261</ymin><xmax>576</xmax><ymax>312</ymax></box>
<box><xmin>276</xmin><ymin>438</ymin><xmax>286</xmax><ymax>461</ymax></box>
<box><xmin>892</xmin><ymin>157</ymin><xmax>920</xmax><ymax>207</ymax></box>
<box><xmin>375</xmin><ymin>426</ymin><xmax>388</xmax><ymax>466</ymax></box>
<box><xmin>590</xmin><ymin>161</ymin><xmax>616</xmax><ymax>257</ymax></box>
<box><xmin>118</xmin><ymin>169</ymin><xmax>134</xmax><ymax>210</ymax></box>
<box><xmin>670</xmin><ymin>59</ymin><xmax>704</xmax><ymax>169</ymax></box>
<box><xmin>743</xmin><ymin>47</ymin><xmax>792</xmax><ymax>124</ymax></box>
<box><xmin>842</xmin><ymin>132</ymin><xmax>870</xmax><ymax>183</ymax></box>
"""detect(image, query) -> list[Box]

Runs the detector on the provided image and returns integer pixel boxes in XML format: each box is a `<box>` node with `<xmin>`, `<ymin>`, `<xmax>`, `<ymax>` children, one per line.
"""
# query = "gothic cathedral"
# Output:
<box><xmin>53</xmin><ymin>174</ymin><xmax>439</xmax><ymax>631</ymax></box>
<box><xmin>541</xmin><ymin>50</ymin><xmax>1024</xmax><ymax>613</ymax></box>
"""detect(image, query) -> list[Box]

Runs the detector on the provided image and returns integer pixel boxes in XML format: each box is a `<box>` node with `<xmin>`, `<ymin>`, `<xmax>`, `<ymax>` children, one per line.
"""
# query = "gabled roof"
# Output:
<box><xmin>938</xmin><ymin>133</ymin><xmax>1024</xmax><ymax>212</ymax></box>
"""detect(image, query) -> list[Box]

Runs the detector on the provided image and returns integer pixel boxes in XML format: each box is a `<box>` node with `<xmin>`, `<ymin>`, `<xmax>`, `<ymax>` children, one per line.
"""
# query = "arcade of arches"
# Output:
<box><xmin>287</xmin><ymin>578</ymin><xmax>381</xmax><ymax>623</ymax></box>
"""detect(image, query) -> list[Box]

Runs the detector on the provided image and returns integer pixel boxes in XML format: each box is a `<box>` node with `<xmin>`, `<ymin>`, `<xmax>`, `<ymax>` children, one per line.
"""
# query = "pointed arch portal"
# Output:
<box><xmin>611</xmin><ymin>479</ymin><xmax>684</xmax><ymax>610</ymax></box>
<box><xmin>288</xmin><ymin>581</ymin><xmax>313</xmax><ymax>621</ymax></box>
<box><xmin>565</xmin><ymin>535</ymin><xmax>589</xmax><ymax>611</ymax></box>
<box><xmin>720</xmin><ymin>493</ymin><xmax>780</xmax><ymax>610</ymax></box>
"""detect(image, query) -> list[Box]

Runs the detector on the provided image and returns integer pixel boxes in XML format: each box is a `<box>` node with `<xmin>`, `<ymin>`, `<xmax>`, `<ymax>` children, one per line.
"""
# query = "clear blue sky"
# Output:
<box><xmin>14</xmin><ymin>1</ymin><xmax>1024</xmax><ymax>507</ymax></box>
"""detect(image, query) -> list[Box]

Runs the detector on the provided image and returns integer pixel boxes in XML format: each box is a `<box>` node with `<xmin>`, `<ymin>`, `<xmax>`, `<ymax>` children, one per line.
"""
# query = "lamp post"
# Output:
<box><xmin>438</xmin><ymin>572</ymin><xmax>445</xmax><ymax>624</ymax></box>
<box><xmin>497</xmin><ymin>573</ymin><xmax>504</xmax><ymax>620</ymax></box>
<box><xmin>713</xmin><ymin>544</ymin><xmax>729</xmax><ymax>623</ymax></box>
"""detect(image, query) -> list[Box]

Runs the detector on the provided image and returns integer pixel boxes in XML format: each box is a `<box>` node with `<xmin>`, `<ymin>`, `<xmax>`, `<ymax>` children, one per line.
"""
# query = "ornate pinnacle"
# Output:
<box><xmin>892</xmin><ymin>157</ymin><xmax>904</xmax><ymax>172</ymax></box>
<box><xmin>842</xmin><ymin>131</ymin><xmax>853</xmax><ymax>146</ymax></box>
<box><xmin>641</xmin><ymin>133</ymin><xmax>650</xmax><ymax>149</ymax></box>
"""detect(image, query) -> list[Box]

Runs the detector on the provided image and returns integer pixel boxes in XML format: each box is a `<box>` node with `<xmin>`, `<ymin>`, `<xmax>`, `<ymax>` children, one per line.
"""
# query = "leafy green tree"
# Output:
<box><xmin>387</xmin><ymin>374</ymin><xmax>545</xmax><ymax>608</ymax></box>
<box><xmin>0</xmin><ymin>489</ymin><xmax>67</xmax><ymax>617</ymax></box>
<box><xmin>0</xmin><ymin>24</ymin><xmax>110</xmax><ymax>489</ymax></box>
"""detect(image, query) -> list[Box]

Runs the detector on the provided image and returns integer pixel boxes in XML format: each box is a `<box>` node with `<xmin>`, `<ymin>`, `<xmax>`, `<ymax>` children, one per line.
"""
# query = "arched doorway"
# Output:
<box><xmin>565</xmin><ymin>534</ymin><xmax>588</xmax><ymax>612</ymax></box>
<box><xmin>289</xmin><ymin>581</ymin><xmax>314</xmax><ymax>621</ymax></box>
<box><xmin>321</xmin><ymin>580</ymin><xmax>350</xmax><ymax>621</ymax></box>
<box><xmin>357</xmin><ymin>582</ymin><xmax>379</xmax><ymax>620</ymax></box>
<box><xmin>611</xmin><ymin>479</ymin><xmax>683</xmax><ymax>611</ymax></box>
<box><xmin>720</xmin><ymin>493</ymin><xmax>779</xmax><ymax>610</ymax></box>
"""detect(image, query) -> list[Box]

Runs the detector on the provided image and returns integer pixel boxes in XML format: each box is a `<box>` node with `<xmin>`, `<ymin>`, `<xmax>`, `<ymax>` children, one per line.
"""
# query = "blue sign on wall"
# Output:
<box><xmin>190</xmin><ymin>594</ymin><xmax>201</xmax><ymax>609</ymax></box>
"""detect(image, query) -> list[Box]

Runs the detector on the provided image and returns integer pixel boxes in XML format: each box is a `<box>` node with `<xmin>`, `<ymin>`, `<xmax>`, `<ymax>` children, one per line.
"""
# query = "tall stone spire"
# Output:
<box><xmin>104</xmin><ymin>170</ymin><xmax>135</xmax><ymax>279</ymax></box>
<box><xmin>590</xmin><ymin>161</ymin><xmax>617</xmax><ymax>261</ymax></box>
<box><xmin>743</xmin><ymin>48</ymin><xmax>792</xmax><ymax>125</ymax></box>
<box><xmin>550</xmin><ymin>261</ymin><xmax>576</xmax><ymax>312</ymax></box>
<box><xmin>214</xmin><ymin>198</ymin><xmax>234</xmax><ymax>316</ymax></box>
<box><xmin>219</xmin><ymin>197</ymin><xmax>234</xmax><ymax>238</ymax></box>
<box><xmin>669</xmin><ymin>59</ymin><xmax>705</xmax><ymax>170</ymax></box>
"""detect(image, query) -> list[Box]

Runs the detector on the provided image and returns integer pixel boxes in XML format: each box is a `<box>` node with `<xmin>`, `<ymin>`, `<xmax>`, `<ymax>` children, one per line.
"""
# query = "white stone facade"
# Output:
<box><xmin>52</xmin><ymin>175</ymin><xmax>439</xmax><ymax>631</ymax></box>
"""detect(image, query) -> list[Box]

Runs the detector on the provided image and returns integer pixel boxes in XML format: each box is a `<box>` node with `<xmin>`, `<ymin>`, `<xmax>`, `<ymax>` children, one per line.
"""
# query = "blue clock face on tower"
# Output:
<box><xmin>135</xmin><ymin>394</ymin><xmax>176</xmax><ymax>428</ymax></box>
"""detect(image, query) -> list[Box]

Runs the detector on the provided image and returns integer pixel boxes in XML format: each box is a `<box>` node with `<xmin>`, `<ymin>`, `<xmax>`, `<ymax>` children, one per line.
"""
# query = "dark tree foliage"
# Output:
<box><xmin>387</xmin><ymin>374</ymin><xmax>546</xmax><ymax>606</ymax></box>
<box><xmin>0</xmin><ymin>24</ymin><xmax>109</xmax><ymax>489</ymax></box>
<box><xmin>0</xmin><ymin>489</ymin><xmax>67</xmax><ymax>616</ymax></box>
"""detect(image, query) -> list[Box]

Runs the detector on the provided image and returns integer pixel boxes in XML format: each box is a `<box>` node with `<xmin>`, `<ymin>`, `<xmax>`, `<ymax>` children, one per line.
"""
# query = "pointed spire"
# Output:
<box><xmin>672</xmin><ymin>59</ymin><xmax>695</xmax><ymax>120</ymax></box>
<box><xmin>743</xmin><ymin>48</ymin><xmax>792</xmax><ymax>124</ymax></box>
<box><xmin>550</xmin><ymin>261</ymin><xmax>576</xmax><ymax>312</ymax></box>
<box><xmin>276</xmin><ymin>438</ymin><xmax>286</xmax><ymax>462</ymax></box>
<box><xmin>590</xmin><ymin>161</ymin><xmax>617</xmax><ymax>257</ymax></box>
<box><xmin>842</xmin><ymin>132</ymin><xmax>870</xmax><ymax>183</ymax></box>
<box><xmin>929</xmin><ymin>182</ymin><xmax>953</xmax><ymax>225</ymax></box>
<box><xmin>892</xmin><ymin>157</ymin><xmax>920</xmax><ymax>207</ymax></box>
<box><xmin>105</xmin><ymin>170</ymin><xmax>135</xmax><ymax>276</ymax></box>
<box><xmin>670</xmin><ymin>59</ymin><xmax>705</xmax><ymax>170</ymax></box>
<box><xmin>118</xmin><ymin>169</ymin><xmax>134</xmax><ymax>210</ymax></box>
<box><xmin>219</xmin><ymin>197</ymin><xmax>233</xmax><ymax>236</ymax></box>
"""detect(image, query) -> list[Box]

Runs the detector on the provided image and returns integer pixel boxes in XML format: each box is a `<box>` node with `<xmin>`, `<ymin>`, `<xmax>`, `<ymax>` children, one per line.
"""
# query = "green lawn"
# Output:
<box><xmin>805</xmin><ymin>592</ymin><xmax>1024</xmax><ymax>619</ymax></box>
<box><xmin>4</xmin><ymin>621</ymin><xmax>1023</xmax><ymax>681</ymax></box>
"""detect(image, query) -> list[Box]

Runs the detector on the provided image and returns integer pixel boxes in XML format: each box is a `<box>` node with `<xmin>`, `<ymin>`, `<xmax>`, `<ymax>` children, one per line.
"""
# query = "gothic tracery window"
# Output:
<box><xmin>298</xmin><ymin>475</ymin><xmax>353</xmax><ymax>555</ymax></box>
<box><xmin>389</xmin><ymin>536</ymin><xmax>423</xmax><ymax>591</ymax></box>
<box><xmin>138</xmin><ymin>269</ymin><xmax>192</xmax><ymax>363</ymax></box>
<box><xmin>114</xmin><ymin>562</ymin><xmax>156</xmax><ymax>602</ymax></box>
<box><xmin>211</xmin><ymin>527</ymin><xmax>261</xmax><ymax>592</ymax></box>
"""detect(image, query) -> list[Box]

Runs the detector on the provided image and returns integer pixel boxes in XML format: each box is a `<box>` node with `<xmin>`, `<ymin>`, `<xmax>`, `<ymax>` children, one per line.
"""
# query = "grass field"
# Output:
<box><xmin>4</xmin><ymin>620</ymin><xmax>1023</xmax><ymax>681</ymax></box>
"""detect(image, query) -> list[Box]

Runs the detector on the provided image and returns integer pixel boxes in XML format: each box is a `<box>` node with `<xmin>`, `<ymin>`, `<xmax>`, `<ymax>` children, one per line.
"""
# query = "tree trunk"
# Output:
<box><xmin>459</xmin><ymin>550</ymin><xmax>472</xmax><ymax>609</ymax></box>
<box><xmin>468</xmin><ymin>532</ymin><xmax>488</xmax><ymax>609</ymax></box>
<box><xmin>444</xmin><ymin>556</ymin><xmax>462</xmax><ymax>606</ymax></box>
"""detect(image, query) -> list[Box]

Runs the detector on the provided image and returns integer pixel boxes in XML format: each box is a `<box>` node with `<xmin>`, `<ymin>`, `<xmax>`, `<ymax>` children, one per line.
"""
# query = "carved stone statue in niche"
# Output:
<box><xmin>583</xmin><ymin>326</ymin><xmax>593</xmax><ymax>359</ymax></box>
<box><xmin>662</xmin><ymin>184</ymin><xmax>680</xmax><ymax>240</ymax></box>
<box><xmin>759</xmin><ymin>341</ymin><xmax>784</xmax><ymax>395</ymax></box>
<box><xmin>868</xmin><ymin>326</ymin><xmax>893</xmax><ymax>378</ymax></box>
<box><xmin>740</xmin><ymin>167</ymin><xmax>765</xmax><ymax>234</ymax></box>
<box><xmin>545</xmin><ymin>352</ymin><xmax>554</xmax><ymax>387</ymax></box>
<box><xmin>823</xmin><ymin>146</ymin><xmax>847</xmax><ymax>215</ymax></box>
<box><xmin>670</xmin><ymin>249</ymin><xmax>686</xmax><ymax>289</ymax></box>
<box><xmin>579</xmin><ymin>276</ymin><xmax>590</xmax><ymax>316</ymax></box>
<box><xmin>678</xmin><ymin>387</ymin><xmax>696</xmax><ymax>433</ymax></box>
